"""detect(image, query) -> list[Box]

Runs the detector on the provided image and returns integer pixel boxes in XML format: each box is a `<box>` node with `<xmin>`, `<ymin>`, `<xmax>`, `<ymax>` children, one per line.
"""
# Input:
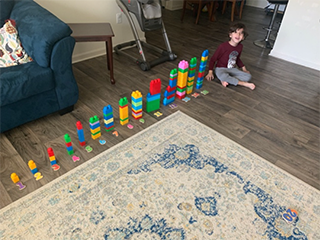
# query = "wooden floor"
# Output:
<box><xmin>1</xmin><ymin>5</ymin><xmax>319</xmax><ymax>209</ymax></box>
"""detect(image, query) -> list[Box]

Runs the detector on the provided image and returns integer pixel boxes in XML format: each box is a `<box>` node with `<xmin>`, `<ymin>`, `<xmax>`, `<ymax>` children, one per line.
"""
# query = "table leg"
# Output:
<box><xmin>105</xmin><ymin>39</ymin><xmax>115</xmax><ymax>84</ymax></box>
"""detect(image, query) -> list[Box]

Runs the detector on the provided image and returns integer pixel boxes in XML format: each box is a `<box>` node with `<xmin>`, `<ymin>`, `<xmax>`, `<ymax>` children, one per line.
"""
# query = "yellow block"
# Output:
<box><xmin>11</xmin><ymin>173</ymin><xmax>19</xmax><ymax>183</ymax></box>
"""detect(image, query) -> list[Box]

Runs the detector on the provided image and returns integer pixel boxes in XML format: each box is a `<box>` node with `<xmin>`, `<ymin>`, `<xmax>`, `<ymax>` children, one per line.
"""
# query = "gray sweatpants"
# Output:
<box><xmin>215</xmin><ymin>67</ymin><xmax>251</xmax><ymax>86</ymax></box>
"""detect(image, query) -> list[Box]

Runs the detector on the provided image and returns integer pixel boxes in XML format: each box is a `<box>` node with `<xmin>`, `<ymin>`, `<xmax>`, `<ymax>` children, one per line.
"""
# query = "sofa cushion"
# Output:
<box><xmin>0</xmin><ymin>0</ymin><xmax>14</xmax><ymax>25</ymax></box>
<box><xmin>0</xmin><ymin>19</ymin><xmax>33</xmax><ymax>67</ymax></box>
<box><xmin>10</xmin><ymin>0</ymin><xmax>72</xmax><ymax>68</ymax></box>
<box><xmin>0</xmin><ymin>61</ymin><xmax>54</xmax><ymax>107</ymax></box>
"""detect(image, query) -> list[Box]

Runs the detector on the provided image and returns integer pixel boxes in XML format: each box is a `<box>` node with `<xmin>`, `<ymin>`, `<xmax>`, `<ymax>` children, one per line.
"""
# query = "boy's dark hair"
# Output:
<box><xmin>228</xmin><ymin>23</ymin><xmax>249</xmax><ymax>40</ymax></box>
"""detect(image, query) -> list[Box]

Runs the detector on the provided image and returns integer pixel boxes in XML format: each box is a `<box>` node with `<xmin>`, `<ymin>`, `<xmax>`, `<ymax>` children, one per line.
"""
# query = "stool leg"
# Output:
<box><xmin>231</xmin><ymin>1</ymin><xmax>236</xmax><ymax>21</ymax></box>
<box><xmin>253</xmin><ymin>4</ymin><xmax>280</xmax><ymax>49</ymax></box>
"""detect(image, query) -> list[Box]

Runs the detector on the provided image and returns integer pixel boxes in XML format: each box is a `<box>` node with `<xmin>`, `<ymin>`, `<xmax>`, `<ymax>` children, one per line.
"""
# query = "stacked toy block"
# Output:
<box><xmin>176</xmin><ymin>60</ymin><xmax>189</xmax><ymax>99</ymax></box>
<box><xmin>89</xmin><ymin>116</ymin><xmax>101</xmax><ymax>139</ymax></box>
<box><xmin>64</xmin><ymin>134</ymin><xmax>74</xmax><ymax>155</ymax></box>
<box><xmin>131</xmin><ymin>90</ymin><xmax>143</xmax><ymax>119</ymax></box>
<box><xmin>146</xmin><ymin>79</ymin><xmax>161</xmax><ymax>112</ymax></box>
<box><xmin>163</xmin><ymin>69</ymin><xmax>177</xmax><ymax>106</ymax></box>
<box><xmin>28</xmin><ymin>160</ymin><xmax>38</xmax><ymax>174</ymax></box>
<box><xmin>47</xmin><ymin>148</ymin><xmax>57</xmax><ymax>165</ymax></box>
<box><xmin>196</xmin><ymin>49</ymin><xmax>209</xmax><ymax>89</ymax></box>
<box><xmin>76</xmin><ymin>121</ymin><xmax>86</xmax><ymax>146</ymax></box>
<box><xmin>186</xmin><ymin>57</ymin><xmax>197</xmax><ymax>94</ymax></box>
<box><xmin>119</xmin><ymin>97</ymin><xmax>129</xmax><ymax>125</ymax></box>
<box><xmin>103</xmin><ymin>105</ymin><xmax>115</xmax><ymax>131</ymax></box>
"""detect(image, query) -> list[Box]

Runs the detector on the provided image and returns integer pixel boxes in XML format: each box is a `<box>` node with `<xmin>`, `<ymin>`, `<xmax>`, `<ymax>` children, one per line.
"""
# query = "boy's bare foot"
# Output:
<box><xmin>220</xmin><ymin>81</ymin><xmax>229</xmax><ymax>87</ymax></box>
<box><xmin>238</xmin><ymin>81</ymin><xmax>255</xmax><ymax>90</ymax></box>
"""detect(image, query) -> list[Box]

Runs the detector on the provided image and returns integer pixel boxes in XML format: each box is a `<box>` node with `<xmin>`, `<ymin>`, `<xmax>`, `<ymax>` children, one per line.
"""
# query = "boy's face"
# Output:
<box><xmin>229</xmin><ymin>28</ymin><xmax>245</xmax><ymax>45</ymax></box>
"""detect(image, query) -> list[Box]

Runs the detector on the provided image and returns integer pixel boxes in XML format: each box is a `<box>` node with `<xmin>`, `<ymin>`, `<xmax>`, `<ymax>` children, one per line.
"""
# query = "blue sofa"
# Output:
<box><xmin>0</xmin><ymin>0</ymin><xmax>79</xmax><ymax>132</ymax></box>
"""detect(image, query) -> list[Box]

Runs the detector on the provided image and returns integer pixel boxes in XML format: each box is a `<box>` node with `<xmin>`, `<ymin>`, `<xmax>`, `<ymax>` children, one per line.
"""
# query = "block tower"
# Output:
<box><xmin>146</xmin><ymin>78</ymin><xmax>161</xmax><ymax>112</ymax></box>
<box><xmin>47</xmin><ymin>147</ymin><xmax>57</xmax><ymax>165</ymax></box>
<box><xmin>103</xmin><ymin>105</ymin><xmax>115</xmax><ymax>131</ymax></box>
<box><xmin>119</xmin><ymin>97</ymin><xmax>129</xmax><ymax>125</ymax></box>
<box><xmin>76</xmin><ymin>121</ymin><xmax>86</xmax><ymax>146</ymax></box>
<box><xmin>163</xmin><ymin>69</ymin><xmax>178</xmax><ymax>106</ymax></box>
<box><xmin>64</xmin><ymin>134</ymin><xmax>74</xmax><ymax>155</ymax></box>
<box><xmin>186</xmin><ymin>57</ymin><xmax>197</xmax><ymax>94</ymax></box>
<box><xmin>89</xmin><ymin>116</ymin><xmax>101</xmax><ymax>139</ymax></box>
<box><xmin>131</xmin><ymin>90</ymin><xmax>143</xmax><ymax>119</ymax></box>
<box><xmin>28</xmin><ymin>160</ymin><xmax>38</xmax><ymax>174</ymax></box>
<box><xmin>176</xmin><ymin>60</ymin><xmax>189</xmax><ymax>99</ymax></box>
<box><xmin>196</xmin><ymin>49</ymin><xmax>209</xmax><ymax>89</ymax></box>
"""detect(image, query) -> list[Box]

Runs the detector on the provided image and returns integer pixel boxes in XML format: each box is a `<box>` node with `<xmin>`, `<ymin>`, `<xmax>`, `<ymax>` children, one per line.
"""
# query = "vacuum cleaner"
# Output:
<box><xmin>114</xmin><ymin>0</ymin><xmax>177</xmax><ymax>71</ymax></box>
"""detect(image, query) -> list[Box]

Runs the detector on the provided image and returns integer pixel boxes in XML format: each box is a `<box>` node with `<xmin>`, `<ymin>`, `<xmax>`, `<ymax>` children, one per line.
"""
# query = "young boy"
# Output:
<box><xmin>205</xmin><ymin>23</ymin><xmax>255</xmax><ymax>90</ymax></box>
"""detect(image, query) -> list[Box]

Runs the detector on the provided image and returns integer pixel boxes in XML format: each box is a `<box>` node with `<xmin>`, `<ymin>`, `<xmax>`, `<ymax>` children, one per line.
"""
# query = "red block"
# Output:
<box><xmin>166</xmin><ymin>85</ymin><xmax>176</xmax><ymax>92</ymax></box>
<box><xmin>65</xmin><ymin>142</ymin><xmax>72</xmax><ymax>147</ymax></box>
<box><xmin>47</xmin><ymin>147</ymin><xmax>55</xmax><ymax>157</ymax></box>
<box><xmin>76</xmin><ymin>121</ymin><xmax>83</xmax><ymax>130</ymax></box>
<box><xmin>150</xmin><ymin>78</ymin><xmax>161</xmax><ymax>95</ymax></box>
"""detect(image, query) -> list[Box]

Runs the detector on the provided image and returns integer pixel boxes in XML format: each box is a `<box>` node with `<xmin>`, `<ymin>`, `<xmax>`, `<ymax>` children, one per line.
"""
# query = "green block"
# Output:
<box><xmin>176</xmin><ymin>87</ymin><xmax>186</xmax><ymax>93</ymax></box>
<box><xmin>64</xmin><ymin>134</ymin><xmax>71</xmax><ymax>143</ymax></box>
<box><xmin>178</xmin><ymin>68</ymin><xmax>188</xmax><ymax>73</ymax></box>
<box><xmin>67</xmin><ymin>149</ymin><xmax>74</xmax><ymax>155</ymax></box>
<box><xmin>146</xmin><ymin>99</ymin><xmax>160</xmax><ymax>113</ymax></box>
<box><xmin>119</xmin><ymin>97</ymin><xmax>128</xmax><ymax>106</ymax></box>
<box><xmin>89</xmin><ymin>115</ymin><xmax>99</xmax><ymax>124</ymax></box>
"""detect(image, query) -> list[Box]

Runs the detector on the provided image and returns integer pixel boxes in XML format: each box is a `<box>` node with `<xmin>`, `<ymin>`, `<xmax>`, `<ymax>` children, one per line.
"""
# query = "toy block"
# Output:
<box><xmin>131</xmin><ymin>90</ymin><xmax>143</xmax><ymax>120</ymax></box>
<box><xmin>11</xmin><ymin>173</ymin><xmax>20</xmax><ymax>184</ymax></box>
<box><xmin>76</xmin><ymin>121</ymin><xmax>86</xmax><ymax>146</ymax></box>
<box><xmin>119</xmin><ymin>97</ymin><xmax>129</xmax><ymax>125</ymax></box>
<box><xmin>64</xmin><ymin>134</ymin><xmax>74</xmax><ymax>155</ymax></box>
<box><xmin>146</xmin><ymin>96</ymin><xmax>161</xmax><ymax>113</ymax></box>
<box><xmin>146</xmin><ymin>93</ymin><xmax>161</xmax><ymax>102</ymax></box>
<box><xmin>47</xmin><ymin>147</ymin><xmax>57</xmax><ymax>164</ymax></box>
<box><xmin>28</xmin><ymin>160</ymin><xmax>38</xmax><ymax>174</ymax></box>
<box><xmin>103</xmin><ymin>105</ymin><xmax>115</xmax><ymax>131</ymax></box>
<box><xmin>163</xmin><ymin>97</ymin><xmax>175</xmax><ymax>106</ymax></box>
<box><xmin>150</xmin><ymin>79</ymin><xmax>161</xmax><ymax>95</ymax></box>
<box><xmin>89</xmin><ymin>116</ymin><xmax>101</xmax><ymax>139</ymax></box>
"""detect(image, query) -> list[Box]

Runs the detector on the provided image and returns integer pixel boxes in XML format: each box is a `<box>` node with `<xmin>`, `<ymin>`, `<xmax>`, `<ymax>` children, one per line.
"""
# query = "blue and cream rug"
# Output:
<box><xmin>1</xmin><ymin>111</ymin><xmax>319</xmax><ymax>239</ymax></box>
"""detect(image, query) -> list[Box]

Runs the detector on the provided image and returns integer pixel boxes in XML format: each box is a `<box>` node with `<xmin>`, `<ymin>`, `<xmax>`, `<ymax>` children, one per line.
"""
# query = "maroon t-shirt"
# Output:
<box><xmin>208</xmin><ymin>41</ymin><xmax>244</xmax><ymax>70</ymax></box>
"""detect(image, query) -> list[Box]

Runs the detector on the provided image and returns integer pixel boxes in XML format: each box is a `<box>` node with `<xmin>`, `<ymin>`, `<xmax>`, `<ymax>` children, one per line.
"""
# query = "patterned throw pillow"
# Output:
<box><xmin>0</xmin><ymin>19</ymin><xmax>32</xmax><ymax>68</ymax></box>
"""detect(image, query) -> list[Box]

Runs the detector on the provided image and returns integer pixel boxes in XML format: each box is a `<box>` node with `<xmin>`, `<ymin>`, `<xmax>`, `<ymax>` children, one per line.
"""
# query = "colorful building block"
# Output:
<box><xmin>103</xmin><ymin>105</ymin><xmax>115</xmax><ymax>131</ymax></box>
<box><xmin>47</xmin><ymin>147</ymin><xmax>57</xmax><ymax>165</ymax></box>
<box><xmin>131</xmin><ymin>90</ymin><xmax>143</xmax><ymax>119</ymax></box>
<box><xmin>187</xmin><ymin>57</ymin><xmax>197</xmax><ymax>94</ymax></box>
<box><xmin>64</xmin><ymin>134</ymin><xmax>74</xmax><ymax>155</ymax></box>
<box><xmin>89</xmin><ymin>116</ymin><xmax>101</xmax><ymax>139</ymax></box>
<box><xmin>163</xmin><ymin>69</ymin><xmax>177</xmax><ymax>106</ymax></box>
<box><xmin>76</xmin><ymin>121</ymin><xmax>86</xmax><ymax>146</ymax></box>
<box><xmin>146</xmin><ymin>79</ymin><xmax>161</xmax><ymax>113</ymax></box>
<box><xmin>11</xmin><ymin>173</ymin><xmax>20</xmax><ymax>183</ymax></box>
<box><xmin>119</xmin><ymin>97</ymin><xmax>129</xmax><ymax>125</ymax></box>
<box><xmin>196</xmin><ymin>49</ymin><xmax>209</xmax><ymax>89</ymax></box>
<box><xmin>176</xmin><ymin>60</ymin><xmax>189</xmax><ymax>99</ymax></box>
<box><xmin>28</xmin><ymin>160</ymin><xmax>38</xmax><ymax>174</ymax></box>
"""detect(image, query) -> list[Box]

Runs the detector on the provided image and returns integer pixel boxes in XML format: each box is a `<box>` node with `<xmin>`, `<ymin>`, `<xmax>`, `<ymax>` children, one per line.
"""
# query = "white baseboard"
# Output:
<box><xmin>72</xmin><ymin>47</ymin><xmax>106</xmax><ymax>63</ymax></box>
<box><xmin>269</xmin><ymin>51</ymin><xmax>320</xmax><ymax>71</ymax></box>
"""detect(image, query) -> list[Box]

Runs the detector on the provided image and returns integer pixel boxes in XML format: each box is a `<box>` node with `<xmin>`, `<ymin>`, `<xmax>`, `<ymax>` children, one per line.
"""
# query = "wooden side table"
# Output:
<box><xmin>68</xmin><ymin>23</ymin><xmax>115</xmax><ymax>84</ymax></box>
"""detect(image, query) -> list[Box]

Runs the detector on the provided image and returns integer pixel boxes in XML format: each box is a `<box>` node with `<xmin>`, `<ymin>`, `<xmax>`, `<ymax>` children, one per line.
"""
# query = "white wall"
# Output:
<box><xmin>35</xmin><ymin>0</ymin><xmax>145</xmax><ymax>63</ymax></box>
<box><xmin>270</xmin><ymin>0</ymin><xmax>320</xmax><ymax>70</ymax></box>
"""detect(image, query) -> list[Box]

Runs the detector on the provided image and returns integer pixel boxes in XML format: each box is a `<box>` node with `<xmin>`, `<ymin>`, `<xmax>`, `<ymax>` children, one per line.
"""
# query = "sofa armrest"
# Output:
<box><xmin>51</xmin><ymin>36</ymin><xmax>79</xmax><ymax>109</ymax></box>
<box><xmin>10</xmin><ymin>0</ymin><xmax>72</xmax><ymax>68</ymax></box>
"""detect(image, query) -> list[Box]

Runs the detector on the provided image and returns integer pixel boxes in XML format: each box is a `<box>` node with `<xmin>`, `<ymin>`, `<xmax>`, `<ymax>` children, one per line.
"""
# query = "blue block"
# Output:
<box><xmin>146</xmin><ymin>93</ymin><xmax>161</xmax><ymax>102</ymax></box>
<box><xmin>31</xmin><ymin>168</ymin><xmax>38</xmax><ymax>174</ymax></box>
<box><xmin>164</xmin><ymin>89</ymin><xmax>176</xmax><ymax>97</ymax></box>
<box><xmin>169</xmin><ymin>79</ymin><xmax>177</xmax><ymax>88</ymax></box>
<box><xmin>163</xmin><ymin>97</ymin><xmax>175</xmax><ymax>106</ymax></box>
<box><xmin>77</xmin><ymin>129</ymin><xmax>85</xmax><ymax>142</ymax></box>
<box><xmin>132</xmin><ymin>96</ymin><xmax>143</xmax><ymax>103</ymax></box>
<box><xmin>66</xmin><ymin>145</ymin><xmax>73</xmax><ymax>151</ymax></box>
<box><xmin>50</xmin><ymin>160</ymin><xmax>57</xmax><ymax>165</ymax></box>
<box><xmin>89</xmin><ymin>121</ymin><xmax>100</xmax><ymax>130</ymax></box>
<box><xmin>103</xmin><ymin>105</ymin><xmax>113</xmax><ymax>115</ymax></box>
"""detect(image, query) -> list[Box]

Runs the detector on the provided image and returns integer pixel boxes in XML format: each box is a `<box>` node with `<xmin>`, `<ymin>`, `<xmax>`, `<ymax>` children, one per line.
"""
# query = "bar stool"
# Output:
<box><xmin>253</xmin><ymin>0</ymin><xmax>288</xmax><ymax>49</ymax></box>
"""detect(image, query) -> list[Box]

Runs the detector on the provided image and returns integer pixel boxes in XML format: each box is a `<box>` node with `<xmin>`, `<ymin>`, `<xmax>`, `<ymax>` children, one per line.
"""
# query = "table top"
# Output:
<box><xmin>68</xmin><ymin>23</ymin><xmax>114</xmax><ymax>41</ymax></box>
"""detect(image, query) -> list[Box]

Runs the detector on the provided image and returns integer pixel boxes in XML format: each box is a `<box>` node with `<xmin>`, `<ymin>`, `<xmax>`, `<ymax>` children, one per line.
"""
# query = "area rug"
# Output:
<box><xmin>1</xmin><ymin>111</ymin><xmax>319</xmax><ymax>239</ymax></box>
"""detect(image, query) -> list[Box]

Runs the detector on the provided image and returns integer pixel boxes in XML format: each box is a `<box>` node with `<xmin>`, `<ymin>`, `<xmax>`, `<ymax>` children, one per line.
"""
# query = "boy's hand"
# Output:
<box><xmin>205</xmin><ymin>71</ymin><xmax>214</xmax><ymax>81</ymax></box>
